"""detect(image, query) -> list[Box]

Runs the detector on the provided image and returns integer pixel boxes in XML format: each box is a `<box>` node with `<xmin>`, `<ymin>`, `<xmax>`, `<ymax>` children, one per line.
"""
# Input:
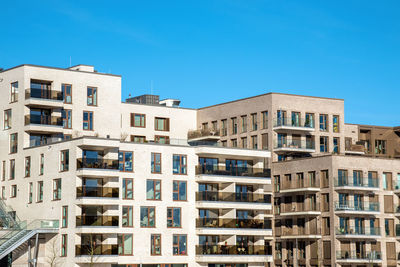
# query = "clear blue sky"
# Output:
<box><xmin>1</xmin><ymin>1</ymin><xmax>399</xmax><ymax>126</ymax></box>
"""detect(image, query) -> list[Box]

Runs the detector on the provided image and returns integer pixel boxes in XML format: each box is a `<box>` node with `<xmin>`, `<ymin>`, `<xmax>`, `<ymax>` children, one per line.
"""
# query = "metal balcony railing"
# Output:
<box><xmin>196</xmin><ymin>165</ymin><xmax>271</xmax><ymax>178</ymax></box>
<box><xmin>334</xmin><ymin>201</ymin><xmax>379</xmax><ymax>212</ymax></box>
<box><xmin>75</xmin><ymin>244</ymin><xmax>118</xmax><ymax>256</ymax></box>
<box><xmin>76</xmin><ymin>215</ymin><xmax>119</xmax><ymax>227</ymax></box>
<box><xmin>76</xmin><ymin>187</ymin><xmax>119</xmax><ymax>198</ymax></box>
<box><xmin>273</xmin><ymin>118</ymin><xmax>315</xmax><ymax>129</ymax></box>
<box><xmin>25</xmin><ymin>88</ymin><xmax>63</xmax><ymax>101</ymax></box>
<box><xmin>274</xmin><ymin>140</ymin><xmax>315</xmax><ymax>150</ymax></box>
<box><xmin>336</xmin><ymin>250</ymin><xmax>381</xmax><ymax>260</ymax></box>
<box><xmin>335</xmin><ymin>226</ymin><xmax>381</xmax><ymax>236</ymax></box>
<box><xmin>24</xmin><ymin>114</ymin><xmax>62</xmax><ymax>126</ymax></box>
<box><xmin>76</xmin><ymin>158</ymin><xmax>119</xmax><ymax>170</ymax></box>
<box><xmin>196</xmin><ymin>191</ymin><xmax>269</xmax><ymax>203</ymax></box>
<box><xmin>196</xmin><ymin>245</ymin><xmax>271</xmax><ymax>255</ymax></box>
<box><xmin>334</xmin><ymin>177</ymin><xmax>379</xmax><ymax>188</ymax></box>
<box><xmin>196</xmin><ymin>218</ymin><xmax>271</xmax><ymax>229</ymax></box>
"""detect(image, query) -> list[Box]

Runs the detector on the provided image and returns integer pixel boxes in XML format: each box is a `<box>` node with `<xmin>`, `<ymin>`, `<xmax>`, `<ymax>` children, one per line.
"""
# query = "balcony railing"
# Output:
<box><xmin>345</xmin><ymin>144</ymin><xmax>365</xmax><ymax>153</ymax></box>
<box><xmin>276</xmin><ymin>226</ymin><xmax>321</xmax><ymax>236</ymax></box>
<box><xmin>76</xmin><ymin>215</ymin><xmax>119</xmax><ymax>227</ymax></box>
<box><xmin>196</xmin><ymin>165</ymin><xmax>271</xmax><ymax>178</ymax></box>
<box><xmin>196</xmin><ymin>245</ymin><xmax>271</xmax><ymax>255</ymax></box>
<box><xmin>334</xmin><ymin>201</ymin><xmax>379</xmax><ymax>212</ymax></box>
<box><xmin>76</xmin><ymin>158</ymin><xmax>119</xmax><ymax>170</ymax></box>
<box><xmin>334</xmin><ymin>177</ymin><xmax>379</xmax><ymax>188</ymax></box>
<box><xmin>76</xmin><ymin>186</ymin><xmax>119</xmax><ymax>198</ymax></box>
<box><xmin>75</xmin><ymin>244</ymin><xmax>118</xmax><ymax>256</ymax></box>
<box><xmin>29</xmin><ymin>136</ymin><xmax>63</xmax><ymax>147</ymax></box>
<box><xmin>273</xmin><ymin>118</ymin><xmax>315</xmax><ymax>129</ymax></box>
<box><xmin>336</xmin><ymin>250</ymin><xmax>381</xmax><ymax>260</ymax></box>
<box><xmin>279</xmin><ymin>179</ymin><xmax>320</xmax><ymax>191</ymax></box>
<box><xmin>196</xmin><ymin>191</ymin><xmax>269</xmax><ymax>203</ymax></box>
<box><xmin>279</xmin><ymin>203</ymin><xmax>320</xmax><ymax>213</ymax></box>
<box><xmin>25</xmin><ymin>88</ymin><xmax>63</xmax><ymax>101</ymax></box>
<box><xmin>274</xmin><ymin>140</ymin><xmax>315</xmax><ymax>150</ymax></box>
<box><xmin>335</xmin><ymin>226</ymin><xmax>381</xmax><ymax>236</ymax></box>
<box><xmin>196</xmin><ymin>218</ymin><xmax>271</xmax><ymax>229</ymax></box>
<box><xmin>188</xmin><ymin>129</ymin><xmax>220</xmax><ymax>140</ymax></box>
<box><xmin>24</xmin><ymin>114</ymin><xmax>63</xmax><ymax>126</ymax></box>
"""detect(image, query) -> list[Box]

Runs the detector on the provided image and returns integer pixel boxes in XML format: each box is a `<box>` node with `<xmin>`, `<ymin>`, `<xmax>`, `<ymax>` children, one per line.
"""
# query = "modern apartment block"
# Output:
<box><xmin>0</xmin><ymin>63</ymin><xmax>399</xmax><ymax>267</ymax></box>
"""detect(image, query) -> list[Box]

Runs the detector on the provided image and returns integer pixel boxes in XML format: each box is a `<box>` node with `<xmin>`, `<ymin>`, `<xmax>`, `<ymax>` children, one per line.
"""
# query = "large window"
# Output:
<box><xmin>173</xmin><ymin>180</ymin><xmax>187</xmax><ymax>201</ymax></box>
<box><xmin>28</xmin><ymin>182</ymin><xmax>33</xmax><ymax>203</ymax></box>
<box><xmin>320</xmin><ymin>136</ymin><xmax>328</xmax><ymax>152</ymax></box>
<box><xmin>333</xmin><ymin>137</ymin><xmax>339</xmax><ymax>154</ymax></box>
<box><xmin>61</xmin><ymin>234</ymin><xmax>67</xmax><ymax>257</ymax></box>
<box><xmin>241</xmin><ymin>115</ymin><xmax>247</xmax><ymax>132</ymax></box>
<box><xmin>131</xmin><ymin>113</ymin><xmax>146</xmax><ymax>127</ymax></box>
<box><xmin>173</xmin><ymin>155</ymin><xmax>187</xmax><ymax>175</ymax></box>
<box><xmin>53</xmin><ymin>179</ymin><xmax>61</xmax><ymax>200</ymax></box>
<box><xmin>119</xmin><ymin>151</ymin><xmax>133</xmax><ymax>172</ymax></box>
<box><xmin>262</xmin><ymin>111</ymin><xmax>268</xmax><ymax>129</ymax></box>
<box><xmin>251</xmin><ymin>113</ymin><xmax>258</xmax><ymax>131</ymax></box>
<box><xmin>62</xmin><ymin>206</ymin><xmax>68</xmax><ymax>228</ymax></box>
<box><xmin>251</xmin><ymin>135</ymin><xmax>258</xmax><ymax>149</ymax></box>
<box><xmin>221</xmin><ymin>119</ymin><xmax>227</xmax><ymax>136</ymax></box>
<box><xmin>62</xmin><ymin>84</ymin><xmax>72</xmax><ymax>104</ymax></box>
<box><xmin>62</xmin><ymin>109</ymin><xmax>72</xmax><ymax>129</ymax></box>
<box><xmin>333</xmin><ymin>115</ymin><xmax>339</xmax><ymax>133</ymax></box>
<box><xmin>4</xmin><ymin>109</ymin><xmax>11</xmax><ymax>129</ymax></box>
<box><xmin>173</xmin><ymin>235</ymin><xmax>187</xmax><ymax>255</ymax></box>
<box><xmin>151</xmin><ymin>153</ymin><xmax>161</xmax><ymax>173</ymax></box>
<box><xmin>231</xmin><ymin>117</ymin><xmax>238</xmax><ymax>134</ymax></box>
<box><xmin>155</xmin><ymin>117</ymin><xmax>170</xmax><ymax>131</ymax></box>
<box><xmin>83</xmin><ymin>111</ymin><xmax>93</xmax><ymax>130</ymax></box>
<box><xmin>25</xmin><ymin>156</ymin><xmax>31</xmax><ymax>177</ymax></box>
<box><xmin>131</xmin><ymin>135</ymin><xmax>146</xmax><ymax>143</ymax></box>
<box><xmin>10</xmin><ymin>133</ymin><xmax>17</xmax><ymax>153</ymax></box>
<box><xmin>146</xmin><ymin>179</ymin><xmax>161</xmax><ymax>200</ymax></box>
<box><xmin>140</xmin><ymin>206</ymin><xmax>155</xmax><ymax>227</ymax></box>
<box><xmin>60</xmin><ymin>150</ymin><xmax>69</xmax><ymax>172</ymax></box>
<box><xmin>305</xmin><ymin>113</ymin><xmax>315</xmax><ymax>128</ymax></box>
<box><xmin>122</xmin><ymin>206</ymin><xmax>133</xmax><ymax>227</ymax></box>
<box><xmin>118</xmin><ymin>234</ymin><xmax>133</xmax><ymax>255</ymax></box>
<box><xmin>319</xmin><ymin>114</ymin><xmax>328</xmax><ymax>131</ymax></box>
<box><xmin>10</xmin><ymin>185</ymin><xmax>17</xmax><ymax>198</ymax></box>
<box><xmin>9</xmin><ymin>159</ymin><xmax>15</xmax><ymax>180</ymax></box>
<box><xmin>167</xmin><ymin>207</ymin><xmax>181</xmax><ymax>228</ymax></box>
<box><xmin>87</xmin><ymin>87</ymin><xmax>97</xmax><ymax>106</ymax></box>
<box><xmin>155</xmin><ymin>135</ymin><xmax>170</xmax><ymax>144</ymax></box>
<box><xmin>37</xmin><ymin>181</ymin><xmax>43</xmax><ymax>202</ymax></box>
<box><xmin>151</xmin><ymin>234</ymin><xmax>161</xmax><ymax>255</ymax></box>
<box><xmin>122</xmin><ymin>178</ymin><xmax>133</xmax><ymax>199</ymax></box>
<box><xmin>375</xmin><ymin>140</ymin><xmax>386</xmax><ymax>154</ymax></box>
<box><xmin>10</xmin><ymin>82</ymin><xmax>18</xmax><ymax>103</ymax></box>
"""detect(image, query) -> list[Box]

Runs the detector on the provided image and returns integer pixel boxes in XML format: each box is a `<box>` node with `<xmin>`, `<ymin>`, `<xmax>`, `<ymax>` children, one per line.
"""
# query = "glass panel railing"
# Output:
<box><xmin>336</xmin><ymin>250</ymin><xmax>381</xmax><ymax>260</ymax></box>
<box><xmin>334</xmin><ymin>201</ymin><xmax>379</xmax><ymax>212</ymax></box>
<box><xmin>273</xmin><ymin>118</ymin><xmax>315</xmax><ymax>129</ymax></box>
<box><xmin>76</xmin><ymin>159</ymin><xmax>119</xmax><ymax>170</ymax></box>
<box><xmin>188</xmin><ymin>129</ymin><xmax>221</xmax><ymax>140</ymax></box>
<box><xmin>196</xmin><ymin>192</ymin><xmax>269</xmax><ymax>203</ymax></box>
<box><xmin>195</xmin><ymin>165</ymin><xmax>270</xmax><ymax>178</ymax></box>
<box><xmin>334</xmin><ymin>177</ymin><xmax>379</xmax><ymax>188</ymax></box>
<box><xmin>24</xmin><ymin>115</ymin><xmax>62</xmax><ymax>126</ymax></box>
<box><xmin>280</xmin><ymin>203</ymin><xmax>320</xmax><ymax>213</ymax></box>
<box><xmin>335</xmin><ymin>226</ymin><xmax>380</xmax><ymax>236</ymax></box>
<box><xmin>76</xmin><ymin>187</ymin><xmax>119</xmax><ymax>198</ymax></box>
<box><xmin>274</xmin><ymin>140</ymin><xmax>315</xmax><ymax>150</ymax></box>
<box><xmin>25</xmin><ymin>88</ymin><xmax>63</xmax><ymax>101</ymax></box>
<box><xmin>75</xmin><ymin>244</ymin><xmax>118</xmax><ymax>256</ymax></box>
<box><xmin>196</xmin><ymin>218</ymin><xmax>271</xmax><ymax>229</ymax></box>
<box><xmin>76</xmin><ymin>216</ymin><xmax>119</xmax><ymax>227</ymax></box>
<box><xmin>196</xmin><ymin>245</ymin><xmax>271</xmax><ymax>255</ymax></box>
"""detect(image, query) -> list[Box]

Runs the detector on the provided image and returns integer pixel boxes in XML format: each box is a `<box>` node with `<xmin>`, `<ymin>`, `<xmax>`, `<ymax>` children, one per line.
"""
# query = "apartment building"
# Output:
<box><xmin>0</xmin><ymin>64</ymin><xmax>273</xmax><ymax>267</ymax></box>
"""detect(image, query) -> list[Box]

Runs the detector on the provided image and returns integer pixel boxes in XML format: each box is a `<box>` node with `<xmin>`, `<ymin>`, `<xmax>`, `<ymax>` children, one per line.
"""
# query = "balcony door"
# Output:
<box><xmin>235</xmin><ymin>185</ymin><xmax>253</xmax><ymax>202</ymax></box>
<box><xmin>277</xmin><ymin>110</ymin><xmax>287</xmax><ymax>125</ymax></box>
<box><xmin>354</xmin><ymin>217</ymin><xmax>364</xmax><ymax>234</ymax></box>
<box><xmin>83</xmin><ymin>178</ymin><xmax>103</xmax><ymax>197</ymax></box>
<box><xmin>31</xmin><ymin>80</ymin><xmax>51</xmax><ymax>99</ymax></box>
<box><xmin>355</xmin><ymin>241</ymin><xmax>366</xmax><ymax>258</ymax></box>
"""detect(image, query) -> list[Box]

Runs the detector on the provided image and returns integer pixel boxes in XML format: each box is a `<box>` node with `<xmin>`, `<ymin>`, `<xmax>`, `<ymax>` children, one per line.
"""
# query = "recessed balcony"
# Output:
<box><xmin>273</xmin><ymin>118</ymin><xmax>315</xmax><ymax>132</ymax></box>
<box><xmin>76</xmin><ymin>186</ymin><xmax>119</xmax><ymax>198</ymax></box>
<box><xmin>335</xmin><ymin>226</ymin><xmax>381</xmax><ymax>239</ymax></box>
<box><xmin>274</xmin><ymin>140</ymin><xmax>315</xmax><ymax>154</ymax></box>
<box><xmin>336</xmin><ymin>251</ymin><xmax>382</xmax><ymax>263</ymax></box>
<box><xmin>76</xmin><ymin>215</ymin><xmax>119</xmax><ymax>227</ymax></box>
<box><xmin>277</xmin><ymin>203</ymin><xmax>320</xmax><ymax>216</ymax></box>
<box><xmin>196</xmin><ymin>218</ymin><xmax>271</xmax><ymax>229</ymax></box>
<box><xmin>277</xmin><ymin>180</ymin><xmax>320</xmax><ymax>194</ymax></box>
<box><xmin>196</xmin><ymin>245</ymin><xmax>271</xmax><ymax>256</ymax></box>
<box><xmin>25</xmin><ymin>88</ymin><xmax>63</xmax><ymax>108</ymax></box>
<box><xmin>195</xmin><ymin>165</ymin><xmax>271</xmax><ymax>178</ymax></box>
<box><xmin>334</xmin><ymin>201</ymin><xmax>380</xmax><ymax>215</ymax></box>
<box><xmin>196</xmin><ymin>192</ymin><xmax>269</xmax><ymax>203</ymax></box>
<box><xmin>75</xmin><ymin>244</ymin><xmax>118</xmax><ymax>256</ymax></box>
<box><xmin>345</xmin><ymin>144</ymin><xmax>365</xmax><ymax>155</ymax></box>
<box><xmin>188</xmin><ymin>129</ymin><xmax>221</xmax><ymax>142</ymax></box>
<box><xmin>76</xmin><ymin>158</ymin><xmax>120</xmax><ymax>177</ymax></box>
<box><xmin>24</xmin><ymin>114</ymin><xmax>63</xmax><ymax>133</ymax></box>
<box><xmin>276</xmin><ymin>226</ymin><xmax>321</xmax><ymax>239</ymax></box>
<box><xmin>334</xmin><ymin>177</ymin><xmax>379</xmax><ymax>191</ymax></box>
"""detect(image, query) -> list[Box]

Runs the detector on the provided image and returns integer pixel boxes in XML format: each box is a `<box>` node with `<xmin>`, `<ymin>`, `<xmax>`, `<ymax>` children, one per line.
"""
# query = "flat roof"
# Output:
<box><xmin>198</xmin><ymin>92</ymin><xmax>344</xmax><ymax>110</ymax></box>
<box><xmin>0</xmin><ymin>64</ymin><xmax>121</xmax><ymax>77</ymax></box>
<box><xmin>346</xmin><ymin>123</ymin><xmax>397</xmax><ymax>129</ymax></box>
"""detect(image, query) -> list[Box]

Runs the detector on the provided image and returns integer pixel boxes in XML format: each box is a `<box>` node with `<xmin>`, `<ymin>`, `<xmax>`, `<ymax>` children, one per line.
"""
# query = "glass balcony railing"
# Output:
<box><xmin>336</xmin><ymin>250</ymin><xmax>381</xmax><ymax>260</ymax></box>
<box><xmin>276</xmin><ymin>226</ymin><xmax>321</xmax><ymax>236</ymax></box>
<box><xmin>76</xmin><ymin>216</ymin><xmax>119</xmax><ymax>227</ymax></box>
<box><xmin>274</xmin><ymin>140</ymin><xmax>315</xmax><ymax>150</ymax></box>
<box><xmin>196</xmin><ymin>218</ymin><xmax>271</xmax><ymax>229</ymax></box>
<box><xmin>24</xmin><ymin>115</ymin><xmax>62</xmax><ymax>126</ymax></box>
<box><xmin>25</xmin><ymin>88</ymin><xmax>63</xmax><ymax>101</ymax></box>
<box><xmin>76</xmin><ymin>158</ymin><xmax>119</xmax><ymax>170</ymax></box>
<box><xmin>196</xmin><ymin>165</ymin><xmax>271</xmax><ymax>178</ymax></box>
<box><xmin>196</xmin><ymin>245</ymin><xmax>271</xmax><ymax>255</ymax></box>
<box><xmin>75</xmin><ymin>244</ymin><xmax>118</xmax><ymax>256</ymax></box>
<box><xmin>279</xmin><ymin>203</ymin><xmax>320</xmax><ymax>213</ymax></box>
<box><xmin>334</xmin><ymin>201</ymin><xmax>379</xmax><ymax>212</ymax></box>
<box><xmin>273</xmin><ymin>118</ymin><xmax>315</xmax><ymax>129</ymax></box>
<box><xmin>188</xmin><ymin>129</ymin><xmax>221</xmax><ymax>140</ymax></box>
<box><xmin>334</xmin><ymin>177</ymin><xmax>379</xmax><ymax>188</ymax></box>
<box><xmin>279</xmin><ymin>180</ymin><xmax>320</xmax><ymax>191</ymax></box>
<box><xmin>196</xmin><ymin>192</ymin><xmax>270</xmax><ymax>203</ymax></box>
<box><xmin>76</xmin><ymin>187</ymin><xmax>119</xmax><ymax>198</ymax></box>
<box><xmin>335</xmin><ymin>226</ymin><xmax>381</xmax><ymax>236</ymax></box>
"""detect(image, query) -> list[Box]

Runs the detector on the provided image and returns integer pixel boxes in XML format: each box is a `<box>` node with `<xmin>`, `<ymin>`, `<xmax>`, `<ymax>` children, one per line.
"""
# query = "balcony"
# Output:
<box><xmin>188</xmin><ymin>129</ymin><xmax>221</xmax><ymax>142</ymax></box>
<box><xmin>334</xmin><ymin>177</ymin><xmax>379</xmax><ymax>191</ymax></box>
<box><xmin>277</xmin><ymin>180</ymin><xmax>320</xmax><ymax>193</ymax></box>
<box><xmin>334</xmin><ymin>201</ymin><xmax>379</xmax><ymax>214</ymax></box>
<box><xmin>336</xmin><ymin>251</ymin><xmax>382</xmax><ymax>262</ymax></box>
<box><xmin>24</xmin><ymin>114</ymin><xmax>63</xmax><ymax>133</ymax></box>
<box><xmin>76</xmin><ymin>215</ymin><xmax>119</xmax><ymax>227</ymax></box>
<box><xmin>76</xmin><ymin>186</ymin><xmax>119</xmax><ymax>198</ymax></box>
<box><xmin>75</xmin><ymin>244</ymin><xmax>118</xmax><ymax>256</ymax></box>
<box><xmin>273</xmin><ymin>118</ymin><xmax>315</xmax><ymax>132</ymax></box>
<box><xmin>196</xmin><ymin>245</ymin><xmax>271</xmax><ymax>256</ymax></box>
<box><xmin>196</xmin><ymin>218</ymin><xmax>271</xmax><ymax>229</ymax></box>
<box><xmin>345</xmin><ymin>144</ymin><xmax>365</xmax><ymax>155</ymax></box>
<box><xmin>278</xmin><ymin>203</ymin><xmax>320</xmax><ymax>216</ymax></box>
<box><xmin>76</xmin><ymin>158</ymin><xmax>119</xmax><ymax>170</ymax></box>
<box><xmin>276</xmin><ymin>226</ymin><xmax>321</xmax><ymax>239</ymax></box>
<box><xmin>196</xmin><ymin>192</ymin><xmax>269</xmax><ymax>203</ymax></box>
<box><xmin>335</xmin><ymin>226</ymin><xmax>381</xmax><ymax>238</ymax></box>
<box><xmin>274</xmin><ymin>140</ymin><xmax>315</xmax><ymax>154</ymax></box>
<box><xmin>25</xmin><ymin>88</ymin><xmax>63</xmax><ymax>108</ymax></box>
<box><xmin>196</xmin><ymin>165</ymin><xmax>271</xmax><ymax>178</ymax></box>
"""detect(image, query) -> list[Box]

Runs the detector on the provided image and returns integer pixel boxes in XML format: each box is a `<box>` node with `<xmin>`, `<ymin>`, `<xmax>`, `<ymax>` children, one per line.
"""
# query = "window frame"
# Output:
<box><xmin>154</xmin><ymin>117</ymin><xmax>170</xmax><ymax>131</ymax></box>
<box><xmin>146</xmin><ymin>179</ymin><xmax>162</xmax><ymax>200</ymax></box>
<box><xmin>62</xmin><ymin>84</ymin><xmax>72</xmax><ymax>104</ymax></box>
<box><xmin>332</xmin><ymin>115</ymin><xmax>339</xmax><ymax>133</ymax></box>
<box><xmin>87</xmin><ymin>86</ymin><xmax>97</xmax><ymax>106</ymax></box>
<box><xmin>151</xmin><ymin>152</ymin><xmax>162</xmax><ymax>174</ymax></box>
<box><xmin>37</xmin><ymin>181</ymin><xmax>44</xmax><ymax>202</ymax></box>
<box><xmin>61</xmin><ymin>234</ymin><xmax>67</xmax><ymax>257</ymax></box>
<box><xmin>262</xmin><ymin>110</ymin><xmax>268</xmax><ymax>129</ymax></box>
<box><xmin>28</xmin><ymin>182</ymin><xmax>33</xmax><ymax>203</ymax></box>
<box><xmin>60</xmin><ymin>150</ymin><xmax>69</xmax><ymax>172</ymax></box>
<box><xmin>39</xmin><ymin>154</ymin><xmax>44</xmax><ymax>175</ymax></box>
<box><xmin>10</xmin><ymin>133</ymin><xmax>18</xmax><ymax>153</ymax></box>
<box><xmin>173</xmin><ymin>234</ymin><xmax>187</xmax><ymax>256</ymax></box>
<box><xmin>9</xmin><ymin>159</ymin><xmax>15</xmax><ymax>180</ymax></box>
<box><xmin>173</xmin><ymin>180</ymin><xmax>187</xmax><ymax>201</ymax></box>
<box><xmin>173</xmin><ymin>154</ymin><xmax>187</xmax><ymax>175</ymax></box>
<box><xmin>118</xmin><ymin>234</ymin><xmax>133</xmax><ymax>256</ymax></box>
<box><xmin>320</xmin><ymin>136</ymin><xmax>328</xmax><ymax>153</ymax></box>
<box><xmin>10</xmin><ymin>82</ymin><xmax>18</xmax><ymax>103</ymax></box>
<box><xmin>140</xmin><ymin>206</ymin><xmax>156</xmax><ymax>228</ymax></box>
<box><xmin>53</xmin><ymin>178</ymin><xmax>61</xmax><ymax>200</ymax></box>
<box><xmin>122</xmin><ymin>205</ymin><xmax>133</xmax><ymax>228</ymax></box>
<box><xmin>10</xmin><ymin>185</ymin><xmax>17</xmax><ymax>198</ymax></box>
<box><xmin>319</xmin><ymin>114</ymin><xmax>328</xmax><ymax>131</ymax></box>
<box><xmin>4</xmin><ymin>109</ymin><xmax>11</xmax><ymax>130</ymax></box>
<box><xmin>25</xmin><ymin>156</ymin><xmax>31</xmax><ymax>177</ymax></box>
<box><xmin>122</xmin><ymin>178</ymin><xmax>134</xmax><ymax>200</ymax></box>
<box><xmin>2</xmin><ymin>161</ymin><xmax>5</xmax><ymax>181</ymax></box>
<box><xmin>82</xmin><ymin>111</ymin><xmax>93</xmax><ymax>131</ymax></box>
<box><xmin>119</xmin><ymin>151</ymin><xmax>134</xmax><ymax>172</ymax></box>
<box><xmin>62</xmin><ymin>109</ymin><xmax>72</xmax><ymax>129</ymax></box>
<box><xmin>167</xmin><ymin>207</ymin><xmax>182</xmax><ymax>228</ymax></box>
<box><xmin>151</xmin><ymin>234</ymin><xmax>162</xmax><ymax>256</ymax></box>
<box><xmin>62</xmin><ymin>206</ymin><xmax>68</xmax><ymax>228</ymax></box>
<box><xmin>251</xmin><ymin>113</ymin><xmax>258</xmax><ymax>131</ymax></box>
<box><xmin>155</xmin><ymin>135</ymin><xmax>170</xmax><ymax>144</ymax></box>
<box><xmin>131</xmin><ymin>113</ymin><xmax>146</xmax><ymax>127</ymax></box>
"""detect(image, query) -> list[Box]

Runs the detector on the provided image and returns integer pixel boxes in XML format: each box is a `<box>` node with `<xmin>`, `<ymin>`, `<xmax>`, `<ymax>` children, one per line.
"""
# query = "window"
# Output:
<box><xmin>241</xmin><ymin>137</ymin><xmax>247</xmax><ymax>148</ymax></box>
<box><xmin>62</xmin><ymin>84</ymin><xmax>72</xmax><ymax>104</ymax></box>
<box><xmin>9</xmin><ymin>159</ymin><xmax>15</xmax><ymax>180</ymax></box>
<box><xmin>231</xmin><ymin>139</ymin><xmax>237</xmax><ymax>147</ymax></box>
<box><xmin>10</xmin><ymin>185</ymin><xmax>17</xmax><ymax>198</ymax></box>
<box><xmin>122</xmin><ymin>178</ymin><xmax>133</xmax><ymax>199</ymax></box>
<box><xmin>53</xmin><ymin>179</ymin><xmax>61</xmax><ymax>200</ymax></box>
<box><xmin>87</xmin><ymin>87</ymin><xmax>97</xmax><ymax>106</ymax></box>
<box><xmin>221</xmin><ymin>140</ymin><xmax>227</xmax><ymax>147</ymax></box>
<box><xmin>28</xmin><ymin>183</ymin><xmax>33</xmax><ymax>203</ymax></box>
<box><xmin>202</xmin><ymin>122</ymin><xmax>208</xmax><ymax>130</ymax></box>
<box><xmin>147</xmin><ymin>180</ymin><xmax>161</xmax><ymax>200</ymax></box>
<box><xmin>155</xmin><ymin>135</ymin><xmax>170</xmax><ymax>144</ymax></box>
<box><xmin>320</xmin><ymin>136</ymin><xmax>328</xmax><ymax>152</ymax></box>
<box><xmin>118</xmin><ymin>234</ymin><xmax>133</xmax><ymax>255</ymax></box>
<box><xmin>333</xmin><ymin>115</ymin><xmax>339</xmax><ymax>132</ymax></box>
<box><xmin>241</xmin><ymin>115</ymin><xmax>247</xmax><ymax>132</ymax></box>
<box><xmin>24</xmin><ymin>156</ymin><xmax>31</xmax><ymax>177</ymax></box>
<box><xmin>262</xmin><ymin>111</ymin><xmax>268</xmax><ymax>129</ymax></box>
<box><xmin>131</xmin><ymin>113</ymin><xmax>146</xmax><ymax>127</ymax></box>
<box><xmin>40</xmin><ymin>154</ymin><xmax>44</xmax><ymax>175</ymax></box>
<box><xmin>2</xmin><ymin>161</ymin><xmax>5</xmax><ymax>181</ymax></box>
<box><xmin>167</xmin><ymin>207</ymin><xmax>181</xmax><ymax>228</ymax></box>
<box><xmin>151</xmin><ymin>234</ymin><xmax>161</xmax><ymax>255</ymax></box>
<box><xmin>62</xmin><ymin>109</ymin><xmax>72</xmax><ymax>129</ymax></box>
<box><xmin>83</xmin><ymin>111</ymin><xmax>93</xmax><ymax>130</ymax></box>
<box><xmin>251</xmin><ymin>135</ymin><xmax>258</xmax><ymax>149</ymax></box>
<box><xmin>10</xmin><ymin>82</ymin><xmax>18</xmax><ymax>103</ymax></box>
<box><xmin>173</xmin><ymin>155</ymin><xmax>187</xmax><ymax>175</ymax></box>
<box><xmin>10</xmin><ymin>133</ymin><xmax>17</xmax><ymax>153</ymax></box>
<box><xmin>155</xmin><ymin>117</ymin><xmax>170</xmax><ymax>131</ymax></box>
<box><xmin>173</xmin><ymin>181</ymin><xmax>187</xmax><ymax>201</ymax></box>
<box><xmin>231</xmin><ymin>117</ymin><xmax>238</xmax><ymax>134</ymax></box>
<box><xmin>151</xmin><ymin>153</ymin><xmax>161</xmax><ymax>173</ymax></box>
<box><xmin>62</xmin><ymin>206</ymin><xmax>68</xmax><ymax>228</ymax></box>
<box><xmin>173</xmin><ymin>235</ymin><xmax>187</xmax><ymax>255</ymax></box>
<box><xmin>140</xmin><ymin>207</ymin><xmax>155</xmax><ymax>227</ymax></box>
<box><xmin>375</xmin><ymin>140</ymin><xmax>386</xmax><ymax>154</ymax></box>
<box><xmin>211</xmin><ymin>121</ymin><xmax>218</xmax><ymax>131</ymax></box>
<box><xmin>251</xmin><ymin>113</ymin><xmax>258</xmax><ymax>131</ymax></box>
<box><xmin>4</xmin><ymin>109</ymin><xmax>11</xmax><ymax>129</ymax></box>
<box><xmin>262</xmin><ymin>133</ymin><xmax>268</xmax><ymax>150</ymax></box>
<box><xmin>305</xmin><ymin>113</ymin><xmax>314</xmax><ymax>128</ymax></box>
<box><xmin>119</xmin><ymin>151</ymin><xmax>133</xmax><ymax>172</ymax></box>
<box><xmin>122</xmin><ymin>206</ymin><xmax>133</xmax><ymax>227</ymax></box>
<box><xmin>60</xmin><ymin>150</ymin><xmax>69</xmax><ymax>172</ymax></box>
<box><xmin>37</xmin><ymin>181</ymin><xmax>43</xmax><ymax>202</ymax></box>
<box><xmin>333</xmin><ymin>137</ymin><xmax>339</xmax><ymax>154</ymax></box>
<box><xmin>131</xmin><ymin>135</ymin><xmax>146</xmax><ymax>143</ymax></box>
<box><xmin>319</xmin><ymin>114</ymin><xmax>328</xmax><ymax>131</ymax></box>
<box><xmin>1</xmin><ymin>186</ymin><xmax>5</xmax><ymax>200</ymax></box>
<box><xmin>61</xmin><ymin>234</ymin><xmax>67</xmax><ymax>257</ymax></box>
<box><xmin>221</xmin><ymin>119</ymin><xmax>227</xmax><ymax>136</ymax></box>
